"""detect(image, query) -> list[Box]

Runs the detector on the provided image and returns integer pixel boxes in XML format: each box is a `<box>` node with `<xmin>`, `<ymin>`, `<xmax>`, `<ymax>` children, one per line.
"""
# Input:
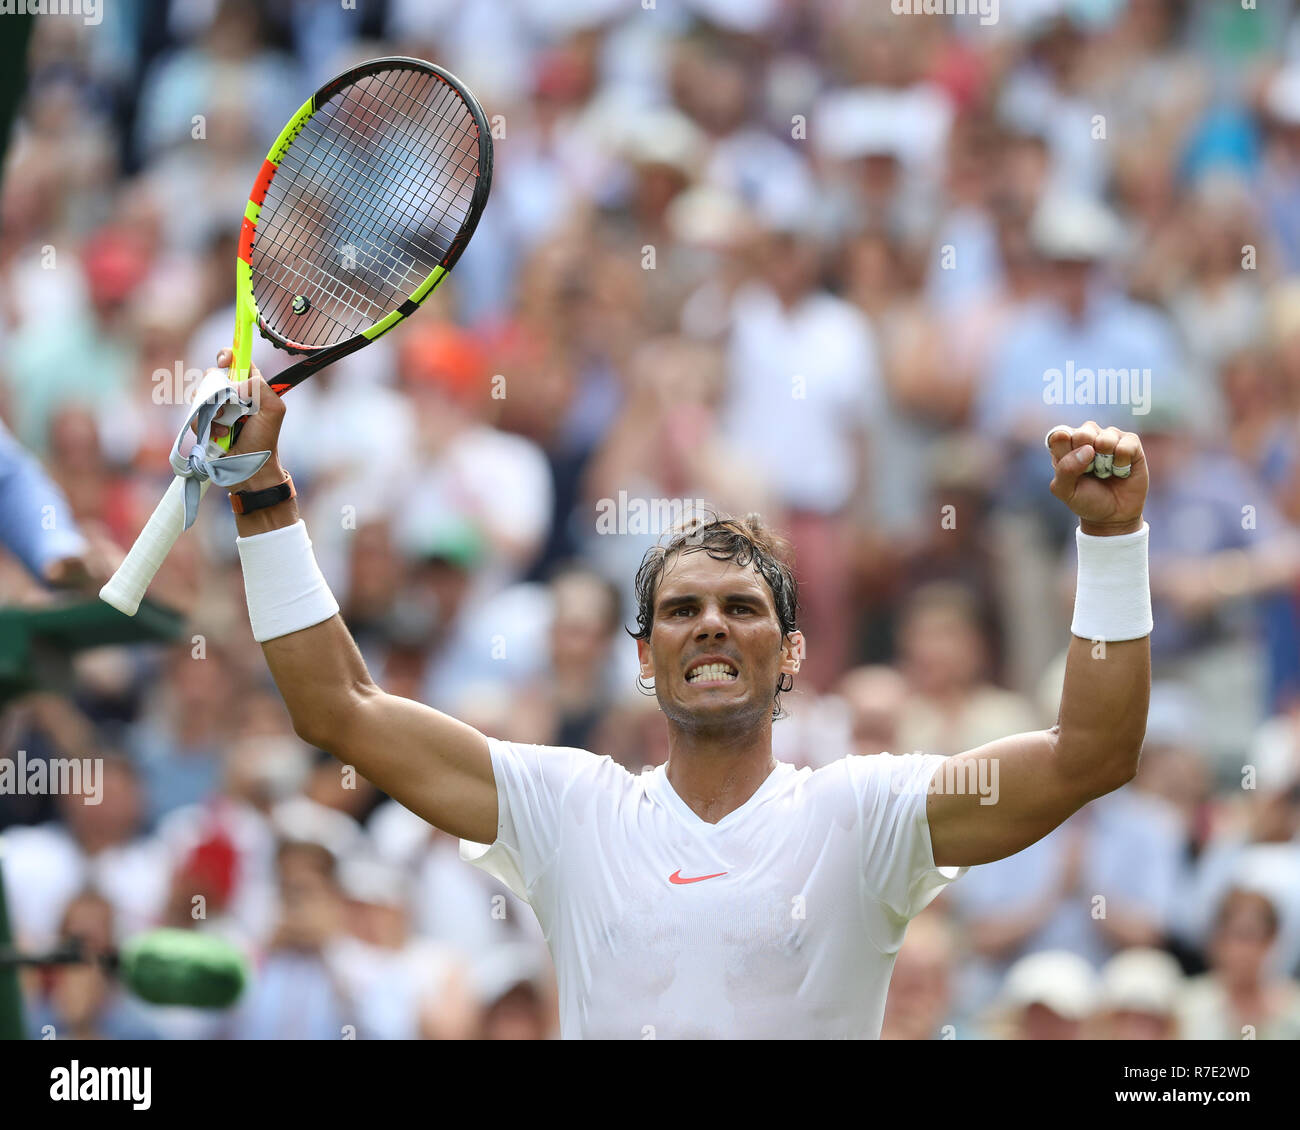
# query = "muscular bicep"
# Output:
<box><xmin>339</xmin><ymin>687</ymin><xmax>498</xmax><ymax>844</ymax></box>
<box><xmin>926</xmin><ymin>728</ymin><xmax>1104</xmax><ymax>869</ymax></box>
<box><xmin>260</xmin><ymin>616</ymin><xmax>498</xmax><ymax>843</ymax></box>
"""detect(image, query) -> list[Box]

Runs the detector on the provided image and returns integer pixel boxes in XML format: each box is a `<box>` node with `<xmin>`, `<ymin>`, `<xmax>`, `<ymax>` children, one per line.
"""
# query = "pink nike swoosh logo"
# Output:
<box><xmin>669</xmin><ymin>869</ymin><xmax>728</xmax><ymax>885</ymax></box>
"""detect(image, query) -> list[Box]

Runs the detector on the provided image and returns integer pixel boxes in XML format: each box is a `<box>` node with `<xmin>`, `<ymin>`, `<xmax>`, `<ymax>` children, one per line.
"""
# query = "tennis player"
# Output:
<box><xmin>218</xmin><ymin>350</ymin><xmax>1151</xmax><ymax>1039</ymax></box>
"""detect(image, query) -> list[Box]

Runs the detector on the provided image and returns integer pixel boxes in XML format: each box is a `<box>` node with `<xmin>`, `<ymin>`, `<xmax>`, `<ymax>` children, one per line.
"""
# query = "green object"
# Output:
<box><xmin>0</xmin><ymin>3</ymin><xmax>34</xmax><ymax>1044</ymax></box>
<box><xmin>415</xmin><ymin>515</ymin><xmax>487</xmax><ymax>570</ymax></box>
<box><xmin>118</xmin><ymin>929</ymin><xmax>249</xmax><ymax>1009</ymax></box>
<box><xmin>0</xmin><ymin>8</ymin><xmax>30</xmax><ymax>181</ymax></box>
<box><xmin>0</xmin><ymin>597</ymin><xmax>184</xmax><ymax>1038</ymax></box>
<box><xmin>0</xmin><ymin>856</ymin><xmax>23</xmax><ymax>1040</ymax></box>
<box><xmin>0</xmin><ymin>597</ymin><xmax>184</xmax><ymax>705</ymax></box>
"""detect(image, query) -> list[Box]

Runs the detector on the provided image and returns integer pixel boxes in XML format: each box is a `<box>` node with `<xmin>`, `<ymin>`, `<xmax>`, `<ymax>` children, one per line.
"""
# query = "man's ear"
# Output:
<box><xmin>781</xmin><ymin>630</ymin><xmax>806</xmax><ymax>676</ymax></box>
<box><xmin>636</xmin><ymin>638</ymin><xmax>654</xmax><ymax>680</ymax></box>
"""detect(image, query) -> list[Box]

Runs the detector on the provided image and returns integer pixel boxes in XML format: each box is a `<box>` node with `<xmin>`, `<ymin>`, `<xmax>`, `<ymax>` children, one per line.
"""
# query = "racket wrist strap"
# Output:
<box><xmin>1071</xmin><ymin>521</ymin><xmax>1152</xmax><ymax>643</ymax></box>
<box><xmin>237</xmin><ymin>520</ymin><xmax>339</xmax><ymax>643</ymax></box>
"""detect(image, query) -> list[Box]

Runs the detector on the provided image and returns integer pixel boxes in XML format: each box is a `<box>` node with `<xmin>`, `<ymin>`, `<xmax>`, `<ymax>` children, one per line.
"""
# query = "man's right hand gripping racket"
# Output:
<box><xmin>100</xmin><ymin>57</ymin><xmax>493</xmax><ymax>615</ymax></box>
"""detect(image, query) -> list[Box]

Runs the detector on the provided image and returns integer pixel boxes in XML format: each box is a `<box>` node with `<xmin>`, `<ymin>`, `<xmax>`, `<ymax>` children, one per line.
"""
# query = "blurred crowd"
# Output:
<box><xmin>3</xmin><ymin>0</ymin><xmax>1300</xmax><ymax>1039</ymax></box>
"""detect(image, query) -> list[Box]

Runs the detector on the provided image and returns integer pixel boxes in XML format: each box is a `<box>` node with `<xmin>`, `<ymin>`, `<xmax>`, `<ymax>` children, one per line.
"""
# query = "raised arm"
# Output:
<box><xmin>219</xmin><ymin>356</ymin><xmax>497</xmax><ymax>845</ymax></box>
<box><xmin>927</xmin><ymin>422</ymin><xmax>1151</xmax><ymax>868</ymax></box>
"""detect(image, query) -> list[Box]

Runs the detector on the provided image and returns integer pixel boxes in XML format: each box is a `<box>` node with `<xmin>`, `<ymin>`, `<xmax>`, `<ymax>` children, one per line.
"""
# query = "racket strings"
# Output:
<box><xmin>299</xmin><ymin>73</ymin><xmax>476</xmax><ymax>270</ymax></box>
<box><xmin>264</xmin><ymin>70</ymin><xmax>476</xmax><ymax>330</ymax></box>
<box><xmin>253</xmin><ymin>65</ymin><xmax>482</xmax><ymax>348</ymax></box>
<box><xmin>261</xmin><ymin>71</ymin><xmax>475</xmax><ymax>340</ymax></box>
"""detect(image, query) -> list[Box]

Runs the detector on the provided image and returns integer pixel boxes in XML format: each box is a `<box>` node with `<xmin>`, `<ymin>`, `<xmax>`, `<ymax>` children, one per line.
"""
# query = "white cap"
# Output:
<box><xmin>471</xmin><ymin>942</ymin><xmax>550</xmax><ymax>1004</ymax></box>
<box><xmin>1099</xmin><ymin>948</ymin><xmax>1184</xmax><ymax>1015</ymax></box>
<box><xmin>685</xmin><ymin>0</ymin><xmax>779</xmax><ymax>33</ymax></box>
<box><xmin>338</xmin><ymin>855</ymin><xmax>410</xmax><ymax>909</ymax></box>
<box><xmin>1030</xmin><ymin>194</ymin><xmax>1123</xmax><ymax>262</ymax></box>
<box><xmin>521</xmin><ymin>0</ymin><xmax>624</xmax><ymax>34</ymax></box>
<box><xmin>750</xmin><ymin>170</ymin><xmax>823</xmax><ymax>240</ymax></box>
<box><xmin>622</xmin><ymin>109</ymin><xmax>707</xmax><ymax>178</ymax></box>
<box><xmin>1266</xmin><ymin>65</ymin><xmax>1300</xmax><ymax>125</ymax></box>
<box><xmin>1002</xmin><ymin>950</ymin><xmax>1097</xmax><ymax>1020</ymax></box>
<box><xmin>1248</xmin><ymin>714</ymin><xmax>1300</xmax><ymax>792</ymax></box>
<box><xmin>666</xmin><ymin>185</ymin><xmax>749</xmax><ymax>248</ymax></box>
<box><xmin>272</xmin><ymin>796</ymin><xmax>364</xmax><ymax>862</ymax></box>
<box><xmin>816</xmin><ymin>90</ymin><xmax>907</xmax><ymax>162</ymax></box>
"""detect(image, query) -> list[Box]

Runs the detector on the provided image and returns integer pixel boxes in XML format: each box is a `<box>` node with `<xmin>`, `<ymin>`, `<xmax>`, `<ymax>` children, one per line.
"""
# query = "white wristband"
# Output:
<box><xmin>1071</xmin><ymin>522</ymin><xmax>1153</xmax><ymax>642</ymax></box>
<box><xmin>237</xmin><ymin>520</ymin><xmax>339</xmax><ymax>642</ymax></box>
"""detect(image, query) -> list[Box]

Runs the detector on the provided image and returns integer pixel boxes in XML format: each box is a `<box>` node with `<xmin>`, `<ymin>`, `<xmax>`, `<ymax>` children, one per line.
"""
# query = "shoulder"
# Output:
<box><xmin>487</xmin><ymin>736</ymin><xmax>634</xmax><ymax>793</ymax></box>
<box><xmin>837</xmin><ymin>750</ymin><xmax>945</xmax><ymax>785</ymax></box>
<box><xmin>822</xmin><ymin>751</ymin><xmax>948</xmax><ymax>812</ymax></box>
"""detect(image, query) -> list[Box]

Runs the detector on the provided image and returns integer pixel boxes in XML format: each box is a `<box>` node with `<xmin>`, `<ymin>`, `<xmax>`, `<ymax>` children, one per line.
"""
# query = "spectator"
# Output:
<box><xmin>881</xmin><ymin>910</ymin><xmax>958</xmax><ymax>1040</ymax></box>
<box><xmin>895</xmin><ymin>582</ymin><xmax>1039</xmax><ymax>757</ymax></box>
<box><xmin>327</xmin><ymin>855</ymin><xmax>479</xmax><ymax>1040</ymax></box>
<box><xmin>234</xmin><ymin>840</ymin><xmax>353</xmax><ymax>1040</ymax></box>
<box><xmin>3</xmin><ymin>756</ymin><xmax>169</xmax><ymax>952</ymax></box>
<box><xmin>25</xmin><ymin>891</ymin><xmax>161</xmax><ymax>1041</ymax></box>
<box><xmin>1176</xmin><ymin>887</ymin><xmax>1300</xmax><ymax>1040</ymax></box>
<box><xmin>1095</xmin><ymin>947</ymin><xmax>1185</xmax><ymax>1041</ymax></box>
<box><xmin>835</xmin><ymin>665</ymin><xmax>907</xmax><ymax>759</ymax></box>
<box><xmin>989</xmin><ymin>949</ymin><xmax>1097</xmax><ymax>1041</ymax></box>
<box><xmin>944</xmin><ymin>783</ymin><xmax>1182</xmax><ymax>1023</ymax></box>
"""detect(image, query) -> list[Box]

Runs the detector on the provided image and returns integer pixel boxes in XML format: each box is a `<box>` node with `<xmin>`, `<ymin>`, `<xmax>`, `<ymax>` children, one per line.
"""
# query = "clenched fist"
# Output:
<box><xmin>1045</xmin><ymin>422</ymin><xmax>1148</xmax><ymax>536</ymax></box>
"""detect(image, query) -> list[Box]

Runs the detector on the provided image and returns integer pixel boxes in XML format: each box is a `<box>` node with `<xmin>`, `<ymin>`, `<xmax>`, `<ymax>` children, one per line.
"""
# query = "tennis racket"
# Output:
<box><xmin>100</xmin><ymin>56</ymin><xmax>493</xmax><ymax>615</ymax></box>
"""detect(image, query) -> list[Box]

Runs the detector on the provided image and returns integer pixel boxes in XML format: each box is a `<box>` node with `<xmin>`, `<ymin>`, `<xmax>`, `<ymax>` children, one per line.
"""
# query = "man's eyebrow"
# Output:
<box><xmin>656</xmin><ymin>593</ymin><xmax>699</xmax><ymax>612</ymax></box>
<box><xmin>656</xmin><ymin>591</ymin><xmax>767</xmax><ymax>611</ymax></box>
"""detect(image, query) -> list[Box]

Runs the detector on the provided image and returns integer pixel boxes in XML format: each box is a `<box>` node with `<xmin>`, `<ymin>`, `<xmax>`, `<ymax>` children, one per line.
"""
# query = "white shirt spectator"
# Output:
<box><xmin>945</xmin><ymin>788</ymin><xmax>1184</xmax><ymax>1022</ymax></box>
<box><xmin>1176</xmin><ymin>840</ymin><xmax>1300</xmax><ymax>981</ymax></box>
<box><xmin>369</xmin><ymin>798</ymin><xmax>542</xmax><ymax>954</ymax></box>
<box><xmin>720</xmin><ymin>284</ymin><xmax>883</xmax><ymax>514</ymax></box>
<box><xmin>396</xmin><ymin>424</ymin><xmax>554</xmax><ymax>593</ymax></box>
<box><xmin>325</xmin><ymin>934</ymin><xmax>466</xmax><ymax>1040</ymax></box>
<box><xmin>1</xmin><ymin>823</ymin><xmax>170</xmax><ymax>950</ymax></box>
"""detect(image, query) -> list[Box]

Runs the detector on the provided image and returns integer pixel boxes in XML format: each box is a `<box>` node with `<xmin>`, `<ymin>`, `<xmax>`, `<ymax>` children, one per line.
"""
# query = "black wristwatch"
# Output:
<box><xmin>230</xmin><ymin>473</ymin><xmax>295</xmax><ymax>515</ymax></box>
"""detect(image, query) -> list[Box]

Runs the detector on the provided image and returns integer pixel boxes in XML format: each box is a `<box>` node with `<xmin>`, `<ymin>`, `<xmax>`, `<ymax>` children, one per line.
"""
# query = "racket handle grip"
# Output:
<box><xmin>100</xmin><ymin>475</ymin><xmax>210</xmax><ymax>616</ymax></box>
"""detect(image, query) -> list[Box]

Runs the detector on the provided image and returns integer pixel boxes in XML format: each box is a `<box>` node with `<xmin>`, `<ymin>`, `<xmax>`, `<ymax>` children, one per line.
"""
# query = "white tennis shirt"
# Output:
<box><xmin>460</xmin><ymin>738</ymin><xmax>965</xmax><ymax>1039</ymax></box>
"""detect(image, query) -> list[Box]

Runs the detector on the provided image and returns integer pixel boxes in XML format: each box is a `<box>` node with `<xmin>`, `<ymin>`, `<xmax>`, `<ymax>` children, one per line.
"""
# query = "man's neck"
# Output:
<box><xmin>664</xmin><ymin>722</ymin><xmax>777</xmax><ymax>824</ymax></box>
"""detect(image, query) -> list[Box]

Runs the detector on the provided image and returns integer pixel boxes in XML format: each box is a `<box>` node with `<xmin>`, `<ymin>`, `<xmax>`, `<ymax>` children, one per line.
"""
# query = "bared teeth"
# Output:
<box><xmin>687</xmin><ymin>662</ymin><xmax>738</xmax><ymax>683</ymax></box>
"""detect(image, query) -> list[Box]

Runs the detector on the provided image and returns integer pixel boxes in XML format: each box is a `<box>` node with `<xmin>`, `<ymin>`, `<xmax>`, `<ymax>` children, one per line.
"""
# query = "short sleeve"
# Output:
<box><xmin>458</xmin><ymin>737</ymin><xmax>597</xmax><ymax>903</ymax></box>
<box><xmin>846</xmin><ymin>752</ymin><xmax>967</xmax><ymax>922</ymax></box>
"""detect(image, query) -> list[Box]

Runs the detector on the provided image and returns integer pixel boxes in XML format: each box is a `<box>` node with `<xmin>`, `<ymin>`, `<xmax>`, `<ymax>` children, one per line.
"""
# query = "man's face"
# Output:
<box><xmin>636</xmin><ymin>551</ymin><xmax>803</xmax><ymax>735</ymax></box>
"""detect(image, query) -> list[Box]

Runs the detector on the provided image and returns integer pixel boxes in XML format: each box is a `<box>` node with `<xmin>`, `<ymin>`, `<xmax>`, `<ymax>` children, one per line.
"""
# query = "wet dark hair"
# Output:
<box><xmin>628</xmin><ymin>510</ymin><xmax>799</xmax><ymax>720</ymax></box>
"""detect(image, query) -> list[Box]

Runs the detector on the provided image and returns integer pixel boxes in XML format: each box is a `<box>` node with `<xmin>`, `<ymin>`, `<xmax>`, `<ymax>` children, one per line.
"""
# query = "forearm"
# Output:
<box><xmin>233</xmin><ymin>460</ymin><xmax>373</xmax><ymax>748</ymax></box>
<box><xmin>1056</xmin><ymin>517</ymin><xmax>1152</xmax><ymax>791</ymax></box>
<box><xmin>231</xmin><ymin>454</ymin><xmax>496</xmax><ymax>841</ymax></box>
<box><xmin>1055</xmin><ymin>635</ymin><xmax>1149</xmax><ymax>783</ymax></box>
